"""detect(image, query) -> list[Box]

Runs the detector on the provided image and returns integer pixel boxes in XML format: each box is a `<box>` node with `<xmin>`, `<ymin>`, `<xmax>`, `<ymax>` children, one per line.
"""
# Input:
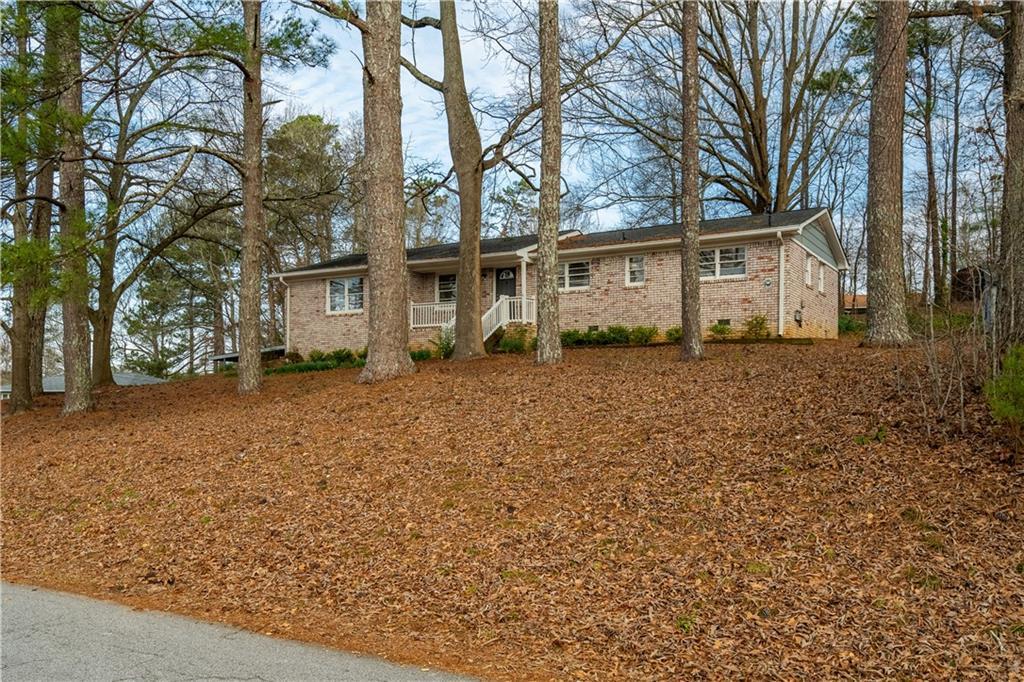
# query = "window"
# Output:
<box><xmin>699</xmin><ymin>246</ymin><xmax>747</xmax><ymax>279</ymax></box>
<box><xmin>818</xmin><ymin>262</ymin><xmax>826</xmax><ymax>293</ymax></box>
<box><xmin>328</xmin><ymin>277</ymin><xmax>364</xmax><ymax>313</ymax></box>
<box><xmin>805</xmin><ymin>256</ymin><xmax>813</xmax><ymax>287</ymax></box>
<box><xmin>437</xmin><ymin>273</ymin><xmax>457</xmax><ymax>302</ymax></box>
<box><xmin>626</xmin><ymin>255</ymin><xmax>646</xmax><ymax>285</ymax></box>
<box><xmin>699</xmin><ymin>250</ymin><xmax>716</xmax><ymax>278</ymax></box>
<box><xmin>557</xmin><ymin>260</ymin><xmax>591</xmax><ymax>289</ymax></box>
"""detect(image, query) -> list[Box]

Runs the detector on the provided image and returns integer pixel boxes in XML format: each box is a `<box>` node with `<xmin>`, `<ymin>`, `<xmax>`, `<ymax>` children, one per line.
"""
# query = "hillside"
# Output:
<box><xmin>3</xmin><ymin>342</ymin><xmax>1021</xmax><ymax>679</ymax></box>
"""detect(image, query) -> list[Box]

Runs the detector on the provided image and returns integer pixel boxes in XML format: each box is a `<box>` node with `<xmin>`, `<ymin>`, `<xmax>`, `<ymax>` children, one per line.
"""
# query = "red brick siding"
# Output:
<box><xmin>783</xmin><ymin>240</ymin><xmax>839</xmax><ymax>339</ymax></box>
<box><xmin>285</xmin><ymin>237</ymin><xmax>838</xmax><ymax>354</ymax></box>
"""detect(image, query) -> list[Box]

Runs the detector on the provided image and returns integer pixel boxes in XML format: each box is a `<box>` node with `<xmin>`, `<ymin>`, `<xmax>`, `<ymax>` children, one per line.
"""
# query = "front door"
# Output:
<box><xmin>495</xmin><ymin>267</ymin><xmax>517</xmax><ymax>299</ymax></box>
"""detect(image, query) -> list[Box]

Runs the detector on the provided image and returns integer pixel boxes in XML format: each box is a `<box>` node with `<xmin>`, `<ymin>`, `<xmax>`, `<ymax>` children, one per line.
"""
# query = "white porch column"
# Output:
<box><xmin>520</xmin><ymin>256</ymin><xmax>528</xmax><ymax>300</ymax></box>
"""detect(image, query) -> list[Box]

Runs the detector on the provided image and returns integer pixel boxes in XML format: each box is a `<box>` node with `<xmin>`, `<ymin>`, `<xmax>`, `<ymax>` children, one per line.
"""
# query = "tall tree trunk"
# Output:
<box><xmin>679</xmin><ymin>0</ymin><xmax>704</xmax><ymax>360</ymax></box>
<box><xmin>438</xmin><ymin>0</ymin><xmax>486</xmax><ymax>360</ymax></box>
<box><xmin>536</xmin><ymin>0</ymin><xmax>562</xmax><ymax>365</ymax></box>
<box><xmin>357</xmin><ymin>0</ymin><xmax>415</xmax><ymax>383</ymax></box>
<box><xmin>238</xmin><ymin>0</ymin><xmax>265</xmax><ymax>395</ymax></box>
<box><xmin>29</xmin><ymin>10</ymin><xmax>60</xmax><ymax>397</ymax></box>
<box><xmin>999</xmin><ymin>0</ymin><xmax>1024</xmax><ymax>347</ymax></box>
<box><xmin>9</xmin><ymin>0</ymin><xmax>33</xmax><ymax>413</ymax></box>
<box><xmin>55</xmin><ymin>2</ymin><xmax>93</xmax><ymax>414</ymax></box>
<box><xmin>863</xmin><ymin>0</ymin><xmax>912</xmax><ymax>347</ymax></box>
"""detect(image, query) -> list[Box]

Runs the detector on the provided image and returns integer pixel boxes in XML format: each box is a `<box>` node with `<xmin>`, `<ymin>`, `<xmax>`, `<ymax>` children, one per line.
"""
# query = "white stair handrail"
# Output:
<box><xmin>436</xmin><ymin>295</ymin><xmax>537</xmax><ymax>341</ymax></box>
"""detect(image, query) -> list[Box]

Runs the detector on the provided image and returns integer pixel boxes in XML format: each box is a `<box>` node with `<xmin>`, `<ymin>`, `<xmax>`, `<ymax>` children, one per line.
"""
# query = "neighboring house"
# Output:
<box><xmin>843</xmin><ymin>293</ymin><xmax>868</xmax><ymax>315</ymax></box>
<box><xmin>0</xmin><ymin>372</ymin><xmax>166</xmax><ymax>399</ymax></box>
<box><xmin>273</xmin><ymin>207</ymin><xmax>848</xmax><ymax>355</ymax></box>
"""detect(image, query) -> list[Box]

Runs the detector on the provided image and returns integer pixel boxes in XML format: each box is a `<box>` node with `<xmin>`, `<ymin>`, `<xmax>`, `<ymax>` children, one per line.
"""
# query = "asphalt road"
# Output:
<box><xmin>1</xmin><ymin>583</ymin><xmax>471</xmax><ymax>681</ymax></box>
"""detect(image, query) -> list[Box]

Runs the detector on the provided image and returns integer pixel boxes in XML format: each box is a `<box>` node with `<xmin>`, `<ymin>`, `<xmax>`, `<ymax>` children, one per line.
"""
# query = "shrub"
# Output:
<box><xmin>431</xmin><ymin>327</ymin><xmax>455</xmax><ymax>359</ymax></box>
<box><xmin>664</xmin><ymin>326</ymin><xmax>683</xmax><ymax>343</ymax></box>
<box><xmin>283</xmin><ymin>351</ymin><xmax>303</xmax><ymax>364</ymax></box>
<box><xmin>743</xmin><ymin>315</ymin><xmax>770</xmax><ymax>339</ymax></box>
<box><xmin>709</xmin><ymin>322</ymin><xmax>732</xmax><ymax>340</ymax></box>
<box><xmin>628</xmin><ymin>325</ymin><xmax>658</xmax><ymax>345</ymax></box>
<box><xmin>264</xmin><ymin>360</ymin><xmax>336</xmax><ymax>375</ymax></box>
<box><xmin>307</xmin><ymin>349</ymin><xmax>327</xmax><ymax>362</ymax></box>
<box><xmin>326</xmin><ymin>348</ymin><xmax>355</xmax><ymax>365</ymax></box>
<box><xmin>409</xmin><ymin>348</ymin><xmax>432</xmax><ymax>362</ymax></box>
<box><xmin>605</xmin><ymin>325</ymin><xmax>631</xmax><ymax>345</ymax></box>
<box><xmin>986</xmin><ymin>345</ymin><xmax>1024</xmax><ymax>455</ymax></box>
<box><xmin>560</xmin><ymin>329</ymin><xmax>584</xmax><ymax>346</ymax></box>
<box><xmin>356</xmin><ymin>346</ymin><xmax>368</xmax><ymax>360</ymax></box>
<box><xmin>585</xmin><ymin>329</ymin><xmax>611</xmax><ymax>345</ymax></box>
<box><xmin>838</xmin><ymin>314</ymin><xmax>866</xmax><ymax>334</ymax></box>
<box><xmin>499</xmin><ymin>327</ymin><xmax>528</xmax><ymax>354</ymax></box>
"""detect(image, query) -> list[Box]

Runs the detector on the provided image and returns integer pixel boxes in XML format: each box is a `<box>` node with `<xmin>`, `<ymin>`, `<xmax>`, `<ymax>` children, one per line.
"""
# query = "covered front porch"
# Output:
<box><xmin>409</xmin><ymin>260</ymin><xmax>537</xmax><ymax>341</ymax></box>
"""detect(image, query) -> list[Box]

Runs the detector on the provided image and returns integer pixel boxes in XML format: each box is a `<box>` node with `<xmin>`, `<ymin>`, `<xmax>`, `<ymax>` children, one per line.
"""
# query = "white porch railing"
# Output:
<box><xmin>418</xmin><ymin>296</ymin><xmax>536</xmax><ymax>341</ymax></box>
<box><xmin>410</xmin><ymin>301</ymin><xmax>456</xmax><ymax>328</ymax></box>
<box><xmin>482</xmin><ymin>295</ymin><xmax>536</xmax><ymax>341</ymax></box>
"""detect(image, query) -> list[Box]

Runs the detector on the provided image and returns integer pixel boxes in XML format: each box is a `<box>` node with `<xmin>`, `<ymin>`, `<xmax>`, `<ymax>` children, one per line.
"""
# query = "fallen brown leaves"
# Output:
<box><xmin>2</xmin><ymin>341</ymin><xmax>1022</xmax><ymax>680</ymax></box>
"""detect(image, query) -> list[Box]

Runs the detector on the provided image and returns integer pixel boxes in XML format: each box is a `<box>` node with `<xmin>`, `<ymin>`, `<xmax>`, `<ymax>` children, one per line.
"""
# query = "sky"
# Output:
<box><xmin>269</xmin><ymin>6</ymin><xmax>512</xmax><ymax>178</ymax></box>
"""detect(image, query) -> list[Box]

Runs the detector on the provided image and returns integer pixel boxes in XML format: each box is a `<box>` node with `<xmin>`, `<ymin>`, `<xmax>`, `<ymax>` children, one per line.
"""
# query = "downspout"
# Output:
<box><xmin>776</xmin><ymin>231</ymin><xmax>785</xmax><ymax>337</ymax></box>
<box><xmin>278</xmin><ymin>275</ymin><xmax>290</xmax><ymax>352</ymax></box>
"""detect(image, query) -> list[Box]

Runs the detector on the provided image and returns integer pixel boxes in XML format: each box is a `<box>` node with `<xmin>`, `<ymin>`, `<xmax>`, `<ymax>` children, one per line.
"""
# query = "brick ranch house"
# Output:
<box><xmin>273</xmin><ymin>207</ymin><xmax>849</xmax><ymax>355</ymax></box>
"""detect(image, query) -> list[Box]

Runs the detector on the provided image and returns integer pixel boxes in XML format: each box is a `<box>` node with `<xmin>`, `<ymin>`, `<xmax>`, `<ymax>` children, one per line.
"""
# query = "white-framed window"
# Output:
<box><xmin>699</xmin><ymin>246</ymin><xmax>747</xmax><ymax>279</ymax></box>
<box><xmin>557</xmin><ymin>260</ymin><xmax>591</xmax><ymax>290</ymax></box>
<box><xmin>805</xmin><ymin>256</ymin><xmax>813</xmax><ymax>287</ymax></box>
<box><xmin>328</xmin><ymin>276</ymin><xmax>364</xmax><ymax>313</ymax></box>
<box><xmin>818</xmin><ymin>262</ymin><xmax>826</xmax><ymax>293</ymax></box>
<box><xmin>437</xmin><ymin>273</ymin><xmax>457</xmax><ymax>302</ymax></box>
<box><xmin>626</xmin><ymin>255</ymin><xmax>646</xmax><ymax>285</ymax></box>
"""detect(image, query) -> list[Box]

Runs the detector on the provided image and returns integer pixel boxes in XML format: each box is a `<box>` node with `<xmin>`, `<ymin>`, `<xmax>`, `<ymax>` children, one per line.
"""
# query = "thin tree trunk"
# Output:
<box><xmin>863</xmin><ymin>0</ymin><xmax>912</xmax><ymax>347</ymax></box>
<box><xmin>921</xmin><ymin>30</ymin><xmax>947</xmax><ymax>306</ymax></box>
<box><xmin>536</xmin><ymin>0</ymin><xmax>562</xmax><ymax>365</ymax></box>
<box><xmin>55</xmin><ymin>2</ymin><xmax>93</xmax><ymax>414</ymax></box>
<box><xmin>949</xmin><ymin>40</ymin><xmax>962</xmax><ymax>294</ymax></box>
<box><xmin>999</xmin><ymin>0</ymin><xmax>1024</xmax><ymax>347</ymax></box>
<box><xmin>29</xmin><ymin>7</ymin><xmax>59</xmax><ymax>398</ymax></box>
<box><xmin>357</xmin><ymin>0</ymin><xmax>414</xmax><ymax>383</ymax></box>
<box><xmin>238</xmin><ymin>0</ymin><xmax>265</xmax><ymax>394</ymax></box>
<box><xmin>9</xmin><ymin>0</ymin><xmax>33</xmax><ymax>413</ymax></box>
<box><xmin>679</xmin><ymin>0</ymin><xmax>704</xmax><ymax>360</ymax></box>
<box><xmin>437</xmin><ymin>0</ymin><xmax>486</xmax><ymax>360</ymax></box>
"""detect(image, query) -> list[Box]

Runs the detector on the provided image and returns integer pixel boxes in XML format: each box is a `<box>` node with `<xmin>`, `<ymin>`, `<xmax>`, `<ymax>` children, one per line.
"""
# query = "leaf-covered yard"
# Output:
<box><xmin>3</xmin><ymin>342</ymin><xmax>1022</xmax><ymax>680</ymax></box>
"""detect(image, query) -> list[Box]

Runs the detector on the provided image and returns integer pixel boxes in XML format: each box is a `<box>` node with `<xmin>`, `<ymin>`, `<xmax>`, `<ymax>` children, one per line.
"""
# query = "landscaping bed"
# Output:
<box><xmin>2</xmin><ymin>342</ymin><xmax>1021</xmax><ymax>679</ymax></box>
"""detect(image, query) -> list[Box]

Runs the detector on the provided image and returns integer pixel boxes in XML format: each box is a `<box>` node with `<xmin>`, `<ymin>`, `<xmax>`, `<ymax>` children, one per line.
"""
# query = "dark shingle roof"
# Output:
<box><xmin>558</xmin><ymin>207</ymin><xmax>828</xmax><ymax>249</ymax></box>
<box><xmin>282</xmin><ymin>232</ymin><xmax>553</xmax><ymax>274</ymax></box>
<box><xmin>282</xmin><ymin>208</ymin><xmax>828</xmax><ymax>274</ymax></box>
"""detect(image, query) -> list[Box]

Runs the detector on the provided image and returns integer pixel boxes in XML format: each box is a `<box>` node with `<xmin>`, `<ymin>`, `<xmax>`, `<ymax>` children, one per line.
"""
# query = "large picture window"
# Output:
<box><xmin>437</xmin><ymin>273</ymin><xmax>457</xmax><ymax>302</ymax></box>
<box><xmin>328</xmin><ymin>277</ymin><xmax>364</xmax><ymax>313</ymax></box>
<box><xmin>557</xmin><ymin>261</ymin><xmax>591</xmax><ymax>290</ymax></box>
<box><xmin>699</xmin><ymin>246</ymin><xmax>747</xmax><ymax>279</ymax></box>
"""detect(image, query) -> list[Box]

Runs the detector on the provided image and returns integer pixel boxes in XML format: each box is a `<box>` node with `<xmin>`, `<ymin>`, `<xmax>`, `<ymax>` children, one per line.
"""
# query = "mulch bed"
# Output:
<box><xmin>3</xmin><ymin>341</ymin><xmax>1022</xmax><ymax>680</ymax></box>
